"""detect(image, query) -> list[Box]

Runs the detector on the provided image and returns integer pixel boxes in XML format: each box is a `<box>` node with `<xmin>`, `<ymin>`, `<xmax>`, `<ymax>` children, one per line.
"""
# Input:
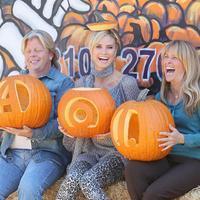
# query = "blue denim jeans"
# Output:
<box><xmin>0</xmin><ymin>149</ymin><xmax>66</xmax><ymax>200</ymax></box>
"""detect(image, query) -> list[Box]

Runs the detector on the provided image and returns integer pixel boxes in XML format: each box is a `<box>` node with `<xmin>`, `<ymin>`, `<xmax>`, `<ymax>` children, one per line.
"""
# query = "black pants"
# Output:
<box><xmin>125</xmin><ymin>155</ymin><xmax>200</xmax><ymax>200</ymax></box>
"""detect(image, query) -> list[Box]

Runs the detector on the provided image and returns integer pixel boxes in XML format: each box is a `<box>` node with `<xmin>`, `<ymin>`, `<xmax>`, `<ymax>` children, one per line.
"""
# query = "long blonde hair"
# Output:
<box><xmin>21</xmin><ymin>29</ymin><xmax>59</xmax><ymax>68</ymax></box>
<box><xmin>160</xmin><ymin>40</ymin><xmax>200</xmax><ymax>115</ymax></box>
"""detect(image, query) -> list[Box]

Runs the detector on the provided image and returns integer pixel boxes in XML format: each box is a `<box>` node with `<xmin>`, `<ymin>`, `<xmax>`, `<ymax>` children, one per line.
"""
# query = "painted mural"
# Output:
<box><xmin>0</xmin><ymin>0</ymin><xmax>199</xmax><ymax>94</ymax></box>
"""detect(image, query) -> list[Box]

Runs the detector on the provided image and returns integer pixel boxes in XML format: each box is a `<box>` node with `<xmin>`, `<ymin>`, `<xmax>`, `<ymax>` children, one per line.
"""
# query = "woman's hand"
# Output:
<box><xmin>137</xmin><ymin>77</ymin><xmax>154</xmax><ymax>88</ymax></box>
<box><xmin>158</xmin><ymin>124</ymin><xmax>184</xmax><ymax>151</ymax></box>
<box><xmin>57</xmin><ymin>119</ymin><xmax>74</xmax><ymax>138</ymax></box>
<box><xmin>95</xmin><ymin>132</ymin><xmax>111</xmax><ymax>140</ymax></box>
<box><xmin>0</xmin><ymin>126</ymin><xmax>33</xmax><ymax>138</ymax></box>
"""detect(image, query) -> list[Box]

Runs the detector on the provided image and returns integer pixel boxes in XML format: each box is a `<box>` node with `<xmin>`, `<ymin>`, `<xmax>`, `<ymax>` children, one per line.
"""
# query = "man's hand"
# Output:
<box><xmin>0</xmin><ymin>125</ymin><xmax>33</xmax><ymax>138</ymax></box>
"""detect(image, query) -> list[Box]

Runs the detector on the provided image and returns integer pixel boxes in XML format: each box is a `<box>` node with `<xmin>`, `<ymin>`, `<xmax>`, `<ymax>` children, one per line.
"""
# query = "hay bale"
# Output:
<box><xmin>7</xmin><ymin>178</ymin><xmax>64</xmax><ymax>200</ymax></box>
<box><xmin>175</xmin><ymin>186</ymin><xmax>200</xmax><ymax>200</ymax></box>
<box><xmin>7</xmin><ymin>178</ymin><xmax>200</xmax><ymax>200</ymax></box>
<box><xmin>7</xmin><ymin>178</ymin><xmax>130</xmax><ymax>200</ymax></box>
<box><xmin>106</xmin><ymin>181</ymin><xmax>131</xmax><ymax>200</ymax></box>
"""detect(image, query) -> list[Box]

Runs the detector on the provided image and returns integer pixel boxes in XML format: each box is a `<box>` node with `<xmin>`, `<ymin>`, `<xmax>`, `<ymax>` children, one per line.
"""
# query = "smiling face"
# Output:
<box><xmin>91</xmin><ymin>34</ymin><xmax>117</xmax><ymax>71</ymax></box>
<box><xmin>24</xmin><ymin>37</ymin><xmax>53</xmax><ymax>76</ymax></box>
<box><xmin>162</xmin><ymin>50</ymin><xmax>186</xmax><ymax>84</ymax></box>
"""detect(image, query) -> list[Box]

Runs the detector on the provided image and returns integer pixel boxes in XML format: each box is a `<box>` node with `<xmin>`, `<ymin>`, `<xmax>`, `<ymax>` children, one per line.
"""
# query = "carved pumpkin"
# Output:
<box><xmin>111</xmin><ymin>100</ymin><xmax>175</xmax><ymax>161</ymax></box>
<box><xmin>0</xmin><ymin>75</ymin><xmax>52</xmax><ymax>128</ymax></box>
<box><xmin>58</xmin><ymin>88</ymin><xmax>116</xmax><ymax>138</ymax></box>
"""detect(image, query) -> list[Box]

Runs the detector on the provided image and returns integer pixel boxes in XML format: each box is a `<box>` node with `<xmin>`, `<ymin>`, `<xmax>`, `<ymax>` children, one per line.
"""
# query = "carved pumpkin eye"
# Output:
<box><xmin>58</xmin><ymin>88</ymin><xmax>116</xmax><ymax>138</ymax></box>
<box><xmin>111</xmin><ymin>100</ymin><xmax>175</xmax><ymax>161</ymax></box>
<box><xmin>0</xmin><ymin>75</ymin><xmax>52</xmax><ymax>128</ymax></box>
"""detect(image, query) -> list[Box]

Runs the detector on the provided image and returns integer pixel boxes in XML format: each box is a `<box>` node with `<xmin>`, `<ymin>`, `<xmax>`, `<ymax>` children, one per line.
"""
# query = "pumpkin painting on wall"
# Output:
<box><xmin>111</xmin><ymin>100</ymin><xmax>175</xmax><ymax>161</ymax></box>
<box><xmin>58</xmin><ymin>88</ymin><xmax>116</xmax><ymax>138</ymax></box>
<box><xmin>0</xmin><ymin>75</ymin><xmax>52</xmax><ymax>128</ymax></box>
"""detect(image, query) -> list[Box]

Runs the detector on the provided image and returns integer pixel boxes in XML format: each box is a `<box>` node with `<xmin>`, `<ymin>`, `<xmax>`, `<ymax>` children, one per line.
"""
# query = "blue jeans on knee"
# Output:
<box><xmin>0</xmin><ymin>149</ymin><xmax>66</xmax><ymax>200</ymax></box>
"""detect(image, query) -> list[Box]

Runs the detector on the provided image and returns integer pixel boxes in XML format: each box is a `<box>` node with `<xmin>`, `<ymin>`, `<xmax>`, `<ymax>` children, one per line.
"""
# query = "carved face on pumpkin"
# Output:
<box><xmin>111</xmin><ymin>100</ymin><xmax>175</xmax><ymax>161</ymax></box>
<box><xmin>0</xmin><ymin>75</ymin><xmax>52</xmax><ymax>128</ymax></box>
<box><xmin>58</xmin><ymin>87</ymin><xmax>116</xmax><ymax>138</ymax></box>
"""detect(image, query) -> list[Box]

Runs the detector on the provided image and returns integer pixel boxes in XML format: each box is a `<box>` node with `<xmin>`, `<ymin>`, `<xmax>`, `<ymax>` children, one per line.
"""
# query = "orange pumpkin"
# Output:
<box><xmin>185</xmin><ymin>0</ymin><xmax>200</xmax><ymax>29</ymax></box>
<box><xmin>60</xmin><ymin>24</ymin><xmax>91</xmax><ymax>55</ymax></box>
<box><xmin>119</xmin><ymin>4</ymin><xmax>137</xmax><ymax>13</ymax></box>
<box><xmin>62</xmin><ymin>11</ymin><xmax>86</xmax><ymax>27</ymax></box>
<box><xmin>0</xmin><ymin>75</ymin><xmax>52</xmax><ymax>128</ymax></box>
<box><xmin>142</xmin><ymin>1</ymin><xmax>167</xmax><ymax>27</ymax></box>
<box><xmin>118</xmin><ymin>0</ymin><xmax>138</xmax><ymax>7</ymax></box>
<box><xmin>138</xmin><ymin>0</ymin><xmax>149</xmax><ymax>8</ymax></box>
<box><xmin>111</xmin><ymin>100</ymin><xmax>175</xmax><ymax>161</ymax></box>
<box><xmin>150</xmin><ymin>18</ymin><xmax>161</xmax><ymax>40</ymax></box>
<box><xmin>166</xmin><ymin>2</ymin><xmax>183</xmax><ymax>25</ymax></box>
<box><xmin>118</xmin><ymin>13</ymin><xmax>152</xmax><ymax>43</ymax></box>
<box><xmin>101</xmin><ymin>12</ymin><xmax>118</xmax><ymax>25</ymax></box>
<box><xmin>165</xmin><ymin>25</ymin><xmax>200</xmax><ymax>47</ymax></box>
<box><xmin>86</xmin><ymin>20</ymin><xmax>118</xmax><ymax>31</ymax></box>
<box><xmin>176</xmin><ymin>0</ymin><xmax>193</xmax><ymax>11</ymax></box>
<box><xmin>58</xmin><ymin>88</ymin><xmax>116</xmax><ymax>138</ymax></box>
<box><xmin>114</xmin><ymin>56</ymin><xmax>127</xmax><ymax>72</ymax></box>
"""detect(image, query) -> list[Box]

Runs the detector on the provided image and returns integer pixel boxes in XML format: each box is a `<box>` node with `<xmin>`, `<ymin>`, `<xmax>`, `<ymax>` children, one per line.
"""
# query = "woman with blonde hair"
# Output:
<box><xmin>125</xmin><ymin>40</ymin><xmax>200</xmax><ymax>200</ymax></box>
<box><xmin>56</xmin><ymin>24</ymin><xmax>147</xmax><ymax>199</ymax></box>
<box><xmin>0</xmin><ymin>30</ymin><xmax>74</xmax><ymax>199</ymax></box>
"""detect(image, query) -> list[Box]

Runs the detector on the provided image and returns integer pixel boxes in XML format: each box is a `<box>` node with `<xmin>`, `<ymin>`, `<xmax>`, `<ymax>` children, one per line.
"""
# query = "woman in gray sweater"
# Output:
<box><xmin>56</xmin><ymin>27</ymin><xmax>147</xmax><ymax>200</ymax></box>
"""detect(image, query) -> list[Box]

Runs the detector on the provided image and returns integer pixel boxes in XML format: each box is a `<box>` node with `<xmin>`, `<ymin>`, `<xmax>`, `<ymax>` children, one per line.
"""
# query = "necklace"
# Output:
<box><xmin>175</xmin><ymin>94</ymin><xmax>179</xmax><ymax>99</ymax></box>
<box><xmin>91</xmin><ymin>64</ymin><xmax>114</xmax><ymax>78</ymax></box>
<box><xmin>169</xmin><ymin>89</ymin><xmax>181</xmax><ymax>102</ymax></box>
